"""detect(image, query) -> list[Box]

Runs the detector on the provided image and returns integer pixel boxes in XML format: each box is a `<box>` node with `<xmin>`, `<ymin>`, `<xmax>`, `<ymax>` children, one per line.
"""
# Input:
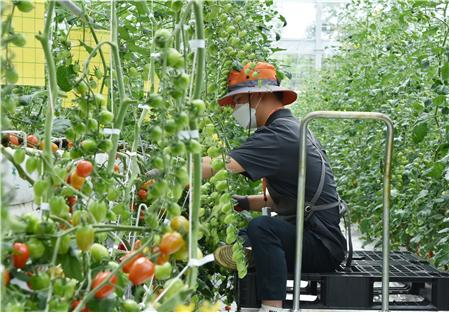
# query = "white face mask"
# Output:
<box><xmin>232</xmin><ymin>95</ymin><xmax>263</xmax><ymax>129</ymax></box>
<box><xmin>232</xmin><ymin>103</ymin><xmax>257</xmax><ymax>129</ymax></box>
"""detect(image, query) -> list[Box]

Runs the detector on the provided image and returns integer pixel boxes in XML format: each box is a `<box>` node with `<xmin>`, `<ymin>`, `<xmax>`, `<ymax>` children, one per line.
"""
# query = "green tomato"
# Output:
<box><xmin>155</xmin><ymin>262</ymin><xmax>172</xmax><ymax>281</ymax></box>
<box><xmin>90</xmin><ymin>243</ymin><xmax>109</xmax><ymax>263</ymax></box>
<box><xmin>166</xmin><ymin>202</ymin><xmax>181</xmax><ymax>218</ymax></box>
<box><xmin>58</xmin><ymin>234</ymin><xmax>71</xmax><ymax>255</ymax></box>
<box><xmin>33</xmin><ymin>179</ymin><xmax>49</xmax><ymax>197</ymax></box>
<box><xmin>154</xmin><ymin>29</ymin><xmax>171</xmax><ymax>48</ymax></box>
<box><xmin>94</xmin><ymin>68</ymin><xmax>103</xmax><ymax>80</ymax></box>
<box><xmin>164</xmin><ymin>119</ymin><xmax>178</xmax><ymax>135</ymax></box>
<box><xmin>175</xmin><ymin>111</ymin><xmax>189</xmax><ymax>128</ymax></box>
<box><xmin>49</xmin><ymin>196</ymin><xmax>69</xmax><ymax>217</ymax></box>
<box><xmin>76</xmin><ymin>226</ymin><xmax>95</xmax><ymax>251</ymax></box>
<box><xmin>5</xmin><ymin>67</ymin><xmax>18</xmax><ymax>84</ymax></box>
<box><xmin>29</xmin><ymin>272</ymin><xmax>50</xmax><ymax>290</ymax></box>
<box><xmin>88</xmin><ymin>200</ymin><xmax>107</xmax><ymax>223</ymax></box>
<box><xmin>98</xmin><ymin>110</ymin><xmax>114</xmax><ymax>125</ymax></box>
<box><xmin>13</xmin><ymin>149</ymin><xmax>25</xmax><ymax>164</ymax></box>
<box><xmin>107</xmin><ymin>188</ymin><xmax>119</xmax><ymax>201</ymax></box>
<box><xmin>27</xmin><ymin>238</ymin><xmax>45</xmax><ymax>259</ymax></box>
<box><xmin>76</xmin><ymin>81</ymin><xmax>88</xmax><ymax>96</ymax></box>
<box><xmin>206</xmin><ymin>146</ymin><xmax>221</xmax><ymax>158</ymax></box>
<box><xmin>170</xmin><ymin>141</ymin><xmax>186</xmax><ymax>155</ymax></box>
<box><xmin>87</xmin><ymin>118</ymin><xmax>99</xmax><ymax>131</ymax></box>
<box><xmin>98</xmin><ymin>139</ymin><xmax>113</xmax><ymax>152</ymax></box>
<box><xmin>215</xmin><ymin>180</ymin><xmax>228</xmax><ymax>192</ymax></box>
<box><xmin>149</xmin><ymin>126</ymin><xmax>163</xmax><ymax>142</ymax></box>
<box><xmin>147</xmin><ymin>93</ymin><xmax>163</xmax><ymax>108</ymax></box>
<box><xmin>94</xmin><ymin>93</ymin><xmax>106</xmax><ymax>107</ymax></box>
<box><xmin>174</xmin><ymin>72</ymin><xmax>190</xmax><ymax>90</ymax></box>
<box><xmin>166</xmin><ymin>48</ymin><xmax>184</xmax><ymax>69</ymax></box>
<box><xmin>190</xmin><ymin>99</ymin><xmax>206</xmax><ymax>115</ymax></box>
<box><xmin>49</xmin><ymin>299</ymin><xmax>69</xmax><ymax>312</ymax></box>
<box><xmin>11</xmin><ymin>33</ymin><xmax>26</xmax><ymax>47</ymax></box>
<box><xmin>16</xmin><ymin>0</ymin><xmax>33</xmax><ymax>13</ymax></box>
<box><xmin>122</xmin><ymin>299</ymin><xmax>141</xmax><ymax>312</ymax></box>
<box><xmin>81</xmin><ymin>139</ymin><xmax>97</xmax><ymax>153</ymax></box>
<box><xmin>211</xmin><ymin>158</ymin><xmax>225</xmax><ymax>171</ymax></box>
<box><xmin>25</xmin><ymin>156</ymin><xmax>38</xmax><ymax>173</ymax></box>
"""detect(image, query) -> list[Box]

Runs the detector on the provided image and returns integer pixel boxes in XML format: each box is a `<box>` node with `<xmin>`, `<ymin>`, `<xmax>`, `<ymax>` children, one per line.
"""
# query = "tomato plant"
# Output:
<box><xmin>1</xmin><ymin>0</ymin><xmax>284</xmax><ymax>311</ymax></box>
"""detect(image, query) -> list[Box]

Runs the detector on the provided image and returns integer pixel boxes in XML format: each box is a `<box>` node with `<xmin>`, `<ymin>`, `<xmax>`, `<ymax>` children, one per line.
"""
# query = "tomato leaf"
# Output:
<box><xmin>412</xmin><ymin>121</ymin><xmax>428</xmax><ymax>143</ymax></box>
<box><xmin>56</xmin><ymin>65</ymin><xmax>77</xmax><ymax>92</ymax></box>
<box><xmin>425</xmin><ymin>161</ymin><xmax>445</xmax><ymax>179</ymax></box>
<box><xmin>441</xmin><ymin>62</ymin><xmax>449</xmax><ymax>81</ymax></box>
<box><xmin>58</xmin><ymin>252</ymin><xmax>83</xmax><ymax>281</ymax></box>
<box><xmin>87</xmin><ymin>295</ymin><xmax>117</xmax><ymax>312</ymax></box>
<box><xmin>79</xmin><ymin>40</ymin><xmax>96</xmax><ymax>56</ymax></box>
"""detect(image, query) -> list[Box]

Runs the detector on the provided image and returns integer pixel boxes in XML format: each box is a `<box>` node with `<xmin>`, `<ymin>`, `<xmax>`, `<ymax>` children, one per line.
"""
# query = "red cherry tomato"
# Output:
<box><xmin>71</xmin><ymin>300</ymin><xmax>90</xmax><ymax>312</ymax></box>
<box><xmin>8</xmin><ymin>134</ymin><xmax>20</xmax><ymax>146</ymax></box>
<box><xmin>138</xmin><ymin>189</ymin><xmax>148</xmax><ymax>200</ymax></box>
<box><xmin>70</xmin><ymin>171</ymin><xmax>85</xmax><ymax>190</ymax></box>
<box><xmin>67</xmin><ymin>196</ymin><xmax>77</xmax><ymax>207</ymax></box>
<box><xmin>128</xmin><ymin>257</ymin><xmax>155</xmax><ymax>285</ymax></box>
<box><xmin>91</xmin><ymin>271</ymin><xmax>117</xmax><ymax>299</ymax></box>
<box><xmin>76</xmin><ymin>160</ymin><xmax>93</xmax><ymax>177</ymax></box>
<box><xmin>121</xmin><ymin>251</ymin><xmax>144</xmax><ymax>273</ymax></box>
<box><xmin>159</xmin><ymin>232</ymin><xmax>185</xmax><ymax>256</ymax></box>
<box><xmin>12</xmin><ymin>242</ymin><xmax>29</xmax><ymax>269</ymax></box>
<box><xmin>26</xmin><ymin>134</ymin><xmax>39</xmax><ymax>147</ymax></box>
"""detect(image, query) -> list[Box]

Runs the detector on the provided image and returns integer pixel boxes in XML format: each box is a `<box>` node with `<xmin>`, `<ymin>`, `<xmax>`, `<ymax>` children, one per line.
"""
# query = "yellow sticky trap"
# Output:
<box><xmin>143</xmin><ymin>74</ymin><xmax>160</xmax><ymax>95</ymax></box>
<box><xmin>62</xmin><ymin>27</ymin><xmax>111</xmax><ymax>108</ymax></box>
<box><xmin>0</xmin><ymin>0</ymin><xmax>46</xmax><ymax>86</ymax></box>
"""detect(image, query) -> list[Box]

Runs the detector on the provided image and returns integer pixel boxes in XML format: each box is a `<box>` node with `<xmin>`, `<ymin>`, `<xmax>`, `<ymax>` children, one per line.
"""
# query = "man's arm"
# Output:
<box><xmin>202</xmin><ymin>156</ymin><xmax>245</xmax><ymax>180</ymax></box>
<box><xmin>247</xmin><ymin>194</ymin><xmax>276</xmax><ymax>211</ymax></box>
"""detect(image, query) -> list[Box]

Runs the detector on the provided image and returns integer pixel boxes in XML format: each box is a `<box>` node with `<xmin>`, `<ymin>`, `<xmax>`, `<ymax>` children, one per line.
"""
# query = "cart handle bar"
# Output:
<box><xmin>293</xmin><ymin>111</ymin><xmax>394</xmax><ymax>312</ymax></box>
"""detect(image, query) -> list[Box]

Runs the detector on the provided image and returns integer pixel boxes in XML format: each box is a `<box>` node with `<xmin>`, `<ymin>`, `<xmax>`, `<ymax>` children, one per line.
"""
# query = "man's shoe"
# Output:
<box><xmin>213</xmin><ymin>245</ymin><xmax>254</xmax><ymax>270</ymax></box>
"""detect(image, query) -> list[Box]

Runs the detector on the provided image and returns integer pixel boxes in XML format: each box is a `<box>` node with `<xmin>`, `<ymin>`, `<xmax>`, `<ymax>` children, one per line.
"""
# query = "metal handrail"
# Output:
<box><xmin>292</xmin><ymin>111</ymin><xmax>394</xmax><ymax>312</ymax></box>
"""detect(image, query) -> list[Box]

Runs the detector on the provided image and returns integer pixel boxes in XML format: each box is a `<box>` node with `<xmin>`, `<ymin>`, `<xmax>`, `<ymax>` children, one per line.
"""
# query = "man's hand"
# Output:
<box><xmin>232</xmin><ymin>195</ymin><xmax>250</xmax><ymax>212</ymax></box>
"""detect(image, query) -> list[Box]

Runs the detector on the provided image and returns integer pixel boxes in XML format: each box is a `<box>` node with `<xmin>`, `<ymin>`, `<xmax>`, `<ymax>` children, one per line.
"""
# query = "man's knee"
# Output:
<box><xmin>247</xmin><ymin>216</ymin><xmax>272</xmax><ymax>239</ymax></box>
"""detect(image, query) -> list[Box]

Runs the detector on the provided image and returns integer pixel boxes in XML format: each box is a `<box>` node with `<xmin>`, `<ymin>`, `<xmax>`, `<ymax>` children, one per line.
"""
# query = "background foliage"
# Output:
<box><xmin>294</xmin><ymin>0</ymin><xmax>449</xmax><ymax>269</ymax></box>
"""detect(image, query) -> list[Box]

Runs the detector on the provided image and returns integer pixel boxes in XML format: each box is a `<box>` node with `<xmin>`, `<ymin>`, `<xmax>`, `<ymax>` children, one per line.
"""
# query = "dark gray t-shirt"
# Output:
<box><xmin>229</xmin><ymin>108</ymin><xmax>346</xmax><ymax>262</ymax></box>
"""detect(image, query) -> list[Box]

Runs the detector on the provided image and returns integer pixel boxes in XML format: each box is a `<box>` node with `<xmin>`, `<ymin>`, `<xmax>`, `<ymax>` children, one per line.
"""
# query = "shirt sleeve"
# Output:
<box><xmin>229</xmin><ymin>128</ymin><xmax>280</xmax><ymax>181</ymax></box>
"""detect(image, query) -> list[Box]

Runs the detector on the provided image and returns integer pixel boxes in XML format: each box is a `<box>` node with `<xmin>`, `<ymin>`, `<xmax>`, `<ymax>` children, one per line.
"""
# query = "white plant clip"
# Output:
<box><xmin>177</xmin><ymin>130</ymin><xmax>199</xmax><ymax>140</ymax></box>
<box><xmin>103</xmin><ymin>128</ymin><xmax>121</xmax><ymax>135</ymax></box>
<box><xmin>188</xmin><ymin>253</ymin><xmax>215</xmax><ymax>267</ymax></box>
<box><xmin>137</xmin><ymin>104</ymin><xmax>150</xmax><ymax>110</ymax></box>
<box><xmin>40</xmin><ymin>203</ymin><xmax>50</xmax><ymax>211</ymax></box>
<box><xmin>189</xmin><ymin>39</ymin><xmax>205</xmax><ymax>49</ymax></box>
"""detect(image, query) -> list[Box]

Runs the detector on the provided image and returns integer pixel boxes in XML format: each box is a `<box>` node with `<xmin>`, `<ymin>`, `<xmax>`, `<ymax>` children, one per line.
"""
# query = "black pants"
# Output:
<box><xmin>239</xmin><ymin>216</ymin><xmax>341</xmax><ymax>301</ymax></box>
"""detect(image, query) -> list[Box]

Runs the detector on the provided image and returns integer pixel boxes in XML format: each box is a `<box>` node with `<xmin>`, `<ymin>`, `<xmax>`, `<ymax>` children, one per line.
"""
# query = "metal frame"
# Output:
<box><xmin>292</xmin><ymin>111</ymin><xmax>394</xmax><ymax>312</ymax></box>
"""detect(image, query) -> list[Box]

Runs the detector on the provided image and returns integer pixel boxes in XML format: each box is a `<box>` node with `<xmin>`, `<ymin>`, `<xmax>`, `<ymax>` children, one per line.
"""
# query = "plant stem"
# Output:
<box><xmin>186</xmin><ymin>0</ymin><xmax>206</xmax><ymax>289</ymax></box>
<box><xmin>36</xmin><ymin>1</ymin><xmax>57</xmax><ymax>174</ymax></box>
<box><xmin>106</xmin><ymin>0</ymin><xmax>129</xmax><ymax>174</ymax></box>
